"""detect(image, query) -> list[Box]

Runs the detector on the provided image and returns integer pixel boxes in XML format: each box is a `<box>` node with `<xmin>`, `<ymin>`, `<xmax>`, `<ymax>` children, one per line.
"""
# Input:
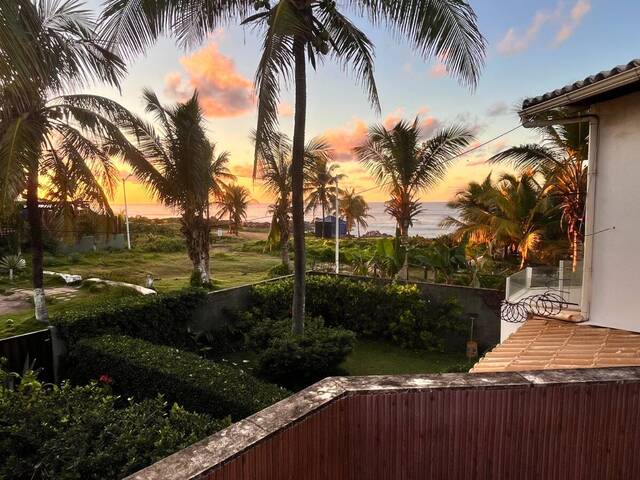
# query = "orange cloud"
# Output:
<box><xmin>231</xmin><ymin>163</ymin><xmax>255</xmax><ymax>178</ymax></box>
<box><xmin>323</xmin><ymin>108</ymin><xmax>440</xmax><ymax>162</ymax></box>
<box><xmin>165</xmin><ymin>42</ymin><xmax>254</xmax><ymax>117</ymax></box>
<box><xmin>553</xmin><ymin>0</ymin><xmax>591</xmax><ymax>46</ymax></box>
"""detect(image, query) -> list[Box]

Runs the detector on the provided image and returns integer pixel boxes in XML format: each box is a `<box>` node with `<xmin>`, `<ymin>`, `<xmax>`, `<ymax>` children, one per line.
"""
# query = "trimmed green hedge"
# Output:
<box><xmin>251</xmin><ymin>275</ymin><xmax>466</xmax><ymax>351</ymax></box>
<box><xmin>52</xmin><ymin>289</ymin><xmax>206</xmax><ymax>346</ymax></box>
<box><xmin>70</xmin><ymin>335</ymin><xmax>289</xmax><ymax>420</ymax></box>
<box><xmin>0</xmin><ymin>368</ymin><xmax>227</xmax><ymax>480</ymax></box>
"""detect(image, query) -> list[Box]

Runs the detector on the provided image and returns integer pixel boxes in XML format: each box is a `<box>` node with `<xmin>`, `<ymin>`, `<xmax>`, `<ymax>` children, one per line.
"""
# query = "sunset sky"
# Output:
<box><xmin>82</xmin><ymin>0</ymin><xmax>639</xmax><ymax>205</ymax></box>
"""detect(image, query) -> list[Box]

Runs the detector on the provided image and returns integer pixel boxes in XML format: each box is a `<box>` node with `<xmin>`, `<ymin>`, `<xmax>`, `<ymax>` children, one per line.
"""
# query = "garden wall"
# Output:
<box><xmin>191</xmin><ymin>273</ymin><xmax>501</xmax><ymax>350</ymax></box>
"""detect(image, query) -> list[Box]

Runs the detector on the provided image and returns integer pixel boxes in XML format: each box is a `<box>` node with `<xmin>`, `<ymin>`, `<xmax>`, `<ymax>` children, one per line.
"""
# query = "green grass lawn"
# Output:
<box><xmin>341</xmin><ymin>339</ymin><xmax>473</xmax><ymax>375</ymax></box>
<box><xmin>218</xmin><ymin>339</ymin><xmax>473</xmax><ymax>378</ymax></box>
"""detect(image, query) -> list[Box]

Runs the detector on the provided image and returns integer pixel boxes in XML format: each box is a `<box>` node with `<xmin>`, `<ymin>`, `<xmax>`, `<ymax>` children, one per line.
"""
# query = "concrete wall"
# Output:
<box><xmin>190</xmin><ymin>274</ymin><xmax>502</xmax><ymax>349</ymax></box>
<box><xmin>322</xmin><ymin>273</ymin><xmax>502</xmax><ymax>350</ymax></box>
<box><xmin>589</xmin><ymin>91</ymin><xmax>640</xmax><ymax>332</ymax></box>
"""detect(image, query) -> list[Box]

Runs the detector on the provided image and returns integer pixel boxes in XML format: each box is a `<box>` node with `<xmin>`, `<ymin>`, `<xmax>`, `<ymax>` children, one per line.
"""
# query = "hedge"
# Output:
<box><xmin>0</xmin><ymin>367</ymin><xmax>227</xmax><ymax>480</ymax></box>
<box><xmin>52</xmin><ymin>289</ymin><xmax>206</xmax><ymax>346</ymax></box>
<box><xmin>70</xmin><ymin>335</ymin><xmax>289</xmax><ymax>420</ymax></box>
<box><xmin>251</xmin><ymin>274</ymin><xmax>466</xmax><ymax>351</ymax></box>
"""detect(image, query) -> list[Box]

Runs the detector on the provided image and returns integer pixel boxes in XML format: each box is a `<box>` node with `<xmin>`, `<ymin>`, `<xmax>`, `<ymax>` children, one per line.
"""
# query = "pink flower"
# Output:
<box><xmin>98</xmin><ymin>374</ymin><xmax>113</xmax><ymax>385</ymax></box>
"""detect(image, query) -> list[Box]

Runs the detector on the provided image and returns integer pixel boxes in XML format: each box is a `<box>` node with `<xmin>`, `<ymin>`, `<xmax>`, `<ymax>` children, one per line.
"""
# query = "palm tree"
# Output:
<box><xmin>356</xmin><ymin>119</ymin><xmax>474</xmax><ymax>236</ymax></box>
<box><xmin>440</xmin><ymin>174</ymin><xmax>496</xmax><ymax>253</ymax></box>
<box><xmin>1</xmin><ymin>0</ymin><xmax>126</xmax><ymax>321</ymax></box>
<box><xmin>101</xmin><ymin>0</ymin><xmax>486</xmax><ymax>335</ymax></box>
<box><xmin>305</xmin><ymin>157</ymin><xmax>343</xmax><ymax>237</ymax></box>
<box><xmin>489</xmin><ymin>120</ymin><xmax>588</xmax><ymax>269</ymax></box>
<box><xmin>110</xmin><ymin>90</ymin><xmax>234</xmax><ymax>286</ymax></box>
<box><xmin>217</xmin><ymin>184</ymin><xmax>250</xmax><ymax>235</ymax></box>
<box><xmin>256</xmin><ymin>133</ymin><xmax>331</xmax><ymax>270</ymax></box>
<box><xmin>340</xmin><ymin>188</ymin><xmax>370</xmax><ymax>237</ymax></box>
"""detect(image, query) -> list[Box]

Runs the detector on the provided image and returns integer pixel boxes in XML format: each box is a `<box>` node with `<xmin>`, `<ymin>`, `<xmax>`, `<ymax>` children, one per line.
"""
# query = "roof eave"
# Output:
<box><xmin>519</xmin><ymin>66</ymin><xmax>640</xmax><ymax>120</ymax></box>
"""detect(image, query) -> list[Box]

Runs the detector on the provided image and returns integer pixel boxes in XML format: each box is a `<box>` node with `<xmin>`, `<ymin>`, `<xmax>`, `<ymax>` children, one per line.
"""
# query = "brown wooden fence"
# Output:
<box><xmin>0</xmin><ymin>329</ymin><xmax>53</xmax><ymax>382</ymax></box>
<box><xmin>128</xmin><ymin>368</ymin><xmax>640</xmax><ymax>480</ymax></box>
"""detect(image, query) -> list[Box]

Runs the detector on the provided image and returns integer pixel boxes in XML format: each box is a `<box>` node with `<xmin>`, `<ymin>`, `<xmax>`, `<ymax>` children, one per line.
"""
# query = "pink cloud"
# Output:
<box><xmin>553</xmin><ymin>0</ymin><xmax>591</xmax><ymax>46</ymax></box>
<box><xmin>164</xmin><ymin>42</ymin><xmax>254</xmax><ymax>118</ymax></box>
<box><xmin>322</xmin><ymin>109</ymin><xmax>440</xmax><ymax>162</ymax></box>
<box><xmin>428</xmin><ymin>62</ymin><xmax>448</xmax><ymax>78</ymax></box>
<box><xmin>498</xmin><ymin>0</ymin><xmax>591</xmax><ymax>55</ymax></box>
<box><xmin>278</xmin><ymin>101</ymin><xmax>294</xmax><ymax>117</ymax></box>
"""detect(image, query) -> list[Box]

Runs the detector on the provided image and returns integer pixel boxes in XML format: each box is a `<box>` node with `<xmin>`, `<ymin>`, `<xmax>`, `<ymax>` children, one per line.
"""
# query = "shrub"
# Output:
<box><xmin>70</xmin><ymin>335</ymin><xmax>289</xmax><ymax>420</ymax></box>
<box><xmin>137</xmin><ymin>234</ymin><xmax>185</xmax><ymax>253</ymax></box>
<box><xmin>267</xmin><ymin>263</ymin><xmax>290</xmax><ymax>278</ymax></box>
<box><xmin>251</xmin><ymin>275</ymin><xmax>466</xmax><ymax>351</ymax></box>
<box><xmin>251</xmin><ymin>317</ymin><xmax>355</xmax><ymax>390</ymax></box>
<box><xmin>51</xmin><ymin>289</ymin><xmax>206</xmax><ymax>347</ymax></box>
<box><xmin>0</xmin><ymin>368</ymin><xmax>227</xmax><ymax>480</ymax></box>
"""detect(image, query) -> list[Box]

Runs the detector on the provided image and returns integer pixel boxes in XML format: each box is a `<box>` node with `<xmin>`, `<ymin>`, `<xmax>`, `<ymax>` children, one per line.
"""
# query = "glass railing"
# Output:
<box><xmin>506</xmin><ymin>261</ymin><xmax>582</xmax><ymax>305</ymax></box>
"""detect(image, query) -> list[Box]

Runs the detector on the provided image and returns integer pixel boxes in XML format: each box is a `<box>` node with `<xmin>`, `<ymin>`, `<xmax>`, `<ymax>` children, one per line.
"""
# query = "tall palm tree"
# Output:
<box><xmin>217</xmin><ymin>184</ymin><xmax>250</xmax><ymax>235</ymax></box>
<box><xmin>1</xmin><ymin>0</ymin><xmax>126</xmax><ymax>321</ymax></box>
<box><xmin>340</xmin><ymin>188</ymin><xmax>370</xmax><ymax>237</ymax></box>
<box><xmin>489</xmin><ymin>120</ymin><xmax>588</xmax><ymax>269</ymax></box>
<box><xmin>43</xmin><ymin>156</ymin><xmax>113</xmax><ymax>244</ymax></box>
<box><xmin>256</xmin><ymin>133</ymin><xmax>330</xmax><ymax>270</ymax></box>
<box><xmin>110</xmin><ymin>90</ymin><xmax>234</xmax><ymax>286</ymax></box>
<box><xmin>356</xmin><ymin>118</ymin><xmax>474</xmax><ymax>236</ymax></box>
<box><xmin>101</xmin><ymin>0</ymin><xmax>486</xmax><ymax>334</ymax></box>
<box><xmin>305</xmin><ymin>157</ymin><xmax>343</xmax><ymax>237</ymax></box>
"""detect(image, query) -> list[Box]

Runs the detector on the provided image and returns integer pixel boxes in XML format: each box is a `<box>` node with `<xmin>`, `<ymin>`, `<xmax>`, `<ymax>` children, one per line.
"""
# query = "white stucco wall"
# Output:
<box><xmin>588</xmin><ymin>91</ymin><xmax>640</xmax><ymax>332</ymax></box>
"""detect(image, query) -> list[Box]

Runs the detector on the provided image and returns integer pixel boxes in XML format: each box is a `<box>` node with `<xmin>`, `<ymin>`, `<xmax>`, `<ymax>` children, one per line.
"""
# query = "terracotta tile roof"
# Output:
<box><xmin>470</xmin><ymin>318</ymin><xmax>640</xmax><ymax>373</ymax></box>
<box><xmin>521</xmin><ymin>59</ymin><xmax>640</xmax><ymax>110</ymax></box>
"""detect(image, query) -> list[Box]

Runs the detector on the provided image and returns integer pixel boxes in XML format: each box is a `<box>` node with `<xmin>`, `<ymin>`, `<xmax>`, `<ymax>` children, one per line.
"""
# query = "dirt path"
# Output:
<box><xmin>0</xmin><ymin>287</ymin><xmax>79</xmax><ymax>316</ymax></box>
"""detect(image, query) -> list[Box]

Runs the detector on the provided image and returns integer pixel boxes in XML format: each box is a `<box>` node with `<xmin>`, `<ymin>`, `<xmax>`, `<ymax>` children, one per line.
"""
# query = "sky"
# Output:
<box><xmin>82</xmin><ymin>0</ymin><xmax>640</xmax><ymax>205</ymax></box>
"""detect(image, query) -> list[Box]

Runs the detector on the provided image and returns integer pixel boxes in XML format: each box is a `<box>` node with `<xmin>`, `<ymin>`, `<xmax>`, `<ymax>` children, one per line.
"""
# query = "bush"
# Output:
<box><xmin>51</xmin><ymin>289</ymin><xmax>206</xmax><ymax>347</ymax></box>
<box><xmin>251</xmin><ymin>275</ymin><xmax>466</xmax><ymax>351</ymax></box>
<box><xmin>249</xmin><ymin>317</ymin><xmax>355</xmax><ymax>390</ymax></box>
<box><xmin>0</xmin><ymin>368</ymin><xmax>227</xmax><ymax>480</ymax></box>
<box><xmin>70</xmin><ymin>335</ymin><xmax>289</xmax><ymax>420</ymax></box>
<box><xmin>137</xmin><ymin>234</ymin><xmax>185</xmax><ymax>253</ymax></box>
<box><xmin>267</xmin><ymin>263</ymin><xmax>290</xmax><ymax>278</ymax></box>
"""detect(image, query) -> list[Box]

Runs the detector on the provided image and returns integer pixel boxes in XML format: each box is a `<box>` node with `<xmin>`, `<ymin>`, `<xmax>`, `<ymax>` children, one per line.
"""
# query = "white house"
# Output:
<box><xmin>475</xmin><ymin>60</ymin><xmax>640</xmax><ymax>372</ymax></box>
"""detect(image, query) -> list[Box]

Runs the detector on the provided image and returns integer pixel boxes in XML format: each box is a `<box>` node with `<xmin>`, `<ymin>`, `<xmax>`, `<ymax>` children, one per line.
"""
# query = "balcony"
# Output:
<box><xmin>502</xmin><ymin>261</ymin><xmax>583</xmax><ymax>341</ymax></box>
<box><xmin>127</xmin><ymin>367</ymin><xmax>640</xmax><ymax>480</ymax></box>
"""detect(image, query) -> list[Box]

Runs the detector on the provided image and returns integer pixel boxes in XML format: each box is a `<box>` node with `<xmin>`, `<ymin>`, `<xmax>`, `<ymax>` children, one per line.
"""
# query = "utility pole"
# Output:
<box><xmin>123</xmin><ymin>174</ymin><xmax>132</xmax><ymax>250</ymax></box>
<box><xmin>335</xmin><ymin>178</ymin><xmax>339</xmax><ymax>274</ymax></box>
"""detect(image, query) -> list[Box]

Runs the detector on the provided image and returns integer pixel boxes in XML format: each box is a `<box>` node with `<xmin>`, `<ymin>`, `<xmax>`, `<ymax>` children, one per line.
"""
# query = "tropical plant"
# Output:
<box><xmin>489</xmin><ymin>120</ymin><xmax>588</xmax><ymax>269</ymax></box>
<box><xmin>340</xmin><ymin>188</ymin><xmax>370</xmax><ymax>237</ymax></box>
<box><xmin>0</xmin><ymin>0</ymin><xmax>127</xmax><ymax>321</ymax></box>
<box><xmin>107</xmin><ymin>90</ymin><xmax>233</xmax><ymax>286</ymax></box>
<box><xmin>0</xmin><ymin>254</ymin><xmax>26</xmax><ymax>281</ymax></box>
<box><xmin>216</xmin><ymin>184</ymin><xmax>251</xmax><ymax>235</ymax></box>
<box><xmin>415</xmin><ymin>237</ymin><xmax>467</xmax><ymax>284</ymax></box>
<box><xmin>370</xmin><ymin>233</ymin><xmax>405</xmax><ymax>278</ymax></box>
<box><xmin>257</xmin><ymin>133</ymin><xmax>332</xmax><ymax>270</ymax></box>
<box><xmin>304</xmin><ymin>156</ymin><xmax>343</xmax><ymax>237</ymax></box>
<box><xmin>356</xmin><ymin>119</ymin><xmax>474</xmax><ymax>236</ymax></box>
<box><xmin>100</xmin><ymin>0</ymin><xmax>486</xmax><ymax>335</ymax></box>
<box><xmin>444</xmin><ymin>172</ymin><xmax>556</xmax><ymax>268</ymax></box>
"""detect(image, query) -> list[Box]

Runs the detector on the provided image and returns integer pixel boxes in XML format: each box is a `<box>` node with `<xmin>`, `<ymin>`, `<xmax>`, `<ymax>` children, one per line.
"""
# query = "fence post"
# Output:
<box><xmin>525</xmin><ymin>267</ymin><xmax>533</xmax><ymax>289</ymax></box>
<box><xmin>49</xmin><ymin>326</ymin><xmax>67</xmax><ymax>384</ymax></box>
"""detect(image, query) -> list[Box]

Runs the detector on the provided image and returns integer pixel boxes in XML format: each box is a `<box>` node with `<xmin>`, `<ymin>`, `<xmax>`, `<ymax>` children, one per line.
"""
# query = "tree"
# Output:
<box><xmin>356</xmin><ymin>119</ymin><xmax>474</xmax><ymax>236</ymax></box>
<box><xmin>216</xmin><ymin>184</ymin><xmax>250</xmax><ymax>235</ymax></box>
<box><xmin>256</xmin><ymin>133</ymin><xmax>331</xmax><ymax>270</ymax></box>
<box><xmin>489</xmin><ymin>120</ymin><xmax>588</xmax><ymax>269</ymax></box>
<box><xmin>0</xmin><ymin>0</ymin><xmax>126</xmax><ymax>321</ymax></box>
<box><xmin>111</xmin><ymin>90</ymin><xmax>233</xmax><ymax>286</ymax></box>
<box><xmin>101</xmin><ymin>0</ymin><xmax>486</xmax><ymax>335</ymax></box>
<box><xmin>305</xmin><ymin>156</ymin><xmax>343</xmax><ymax>237</ymax></box>
<box><xmin>340</xmin><ymin>188</ymin><xmax>370</xmax><ymax>237</ymax></box>
<box><xmin>445</xmin><ymin>172</ymin><xmax>556</xmax><ymax>268</ymax></box>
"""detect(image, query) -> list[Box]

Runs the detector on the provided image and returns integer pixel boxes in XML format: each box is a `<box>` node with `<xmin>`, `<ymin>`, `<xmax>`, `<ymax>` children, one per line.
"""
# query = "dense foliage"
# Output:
<box><xmin>71</xmin><ymin>335</ymin><xmax>289</xmax><ymax>420</ymax></box>
<box><xmin>251</xmin><ymin>275</ymin><xmax>466</xmax><ymax>351</ymax></box>
<box><xmin>243</xmin><ymin>314</ymin><xmax>355</xmax><ymax>389</ymax></box>
<box><xmin>0</xmin><ymin>368</ymin><xmax>227</xmax><ymax>480</ymax></box>
<box><xmin>51</xmin><ymin>289</ymin><xmax>206</xmax><ymax>346</ymax></box>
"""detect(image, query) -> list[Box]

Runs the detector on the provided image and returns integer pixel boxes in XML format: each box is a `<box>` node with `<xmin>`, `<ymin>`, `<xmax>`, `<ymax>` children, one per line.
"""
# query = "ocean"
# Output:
<box><xmin>110</xmin><ymin>201</ymin><xmax>458</xmax><ymax>238</ymax></box>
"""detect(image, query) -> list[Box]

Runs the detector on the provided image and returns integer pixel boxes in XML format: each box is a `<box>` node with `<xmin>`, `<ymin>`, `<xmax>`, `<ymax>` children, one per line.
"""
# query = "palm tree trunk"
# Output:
<box><xmin>291</xmin><ymin>36</ymin><xmax>307</xmax><ymax>336</ymax></box>
<box><xmin>321</xmin><ymin>202</ymin><xmax>325</xmax><ymax>238</ymax></box>
<box><xmin>26</xmin><ymin>166</ymin><xmax>48</xmax><ymax>323</ymax></box>
<box><xmin>280</xmin><ymin>213</ymin><xmax>290</xmax><ymax>272</ymax></box>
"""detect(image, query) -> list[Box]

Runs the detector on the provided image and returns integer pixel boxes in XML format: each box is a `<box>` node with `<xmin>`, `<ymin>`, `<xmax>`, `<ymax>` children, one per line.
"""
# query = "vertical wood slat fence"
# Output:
<box><xmin>128</xmin><ymin>368</ymin><xmax>640</xmax><ymax>480</ymax></box>
<box><xmin>0</xmin><ymin>329</ymin><xmax>53</xmax><ymax>382</ymax></box>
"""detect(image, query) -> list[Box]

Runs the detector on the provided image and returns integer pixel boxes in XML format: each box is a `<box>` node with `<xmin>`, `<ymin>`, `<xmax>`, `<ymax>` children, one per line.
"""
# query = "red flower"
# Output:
<box><xmin>98</xmin><ymin>374</ymin><xmax>113</xmax><ymax>385</ymax></box>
